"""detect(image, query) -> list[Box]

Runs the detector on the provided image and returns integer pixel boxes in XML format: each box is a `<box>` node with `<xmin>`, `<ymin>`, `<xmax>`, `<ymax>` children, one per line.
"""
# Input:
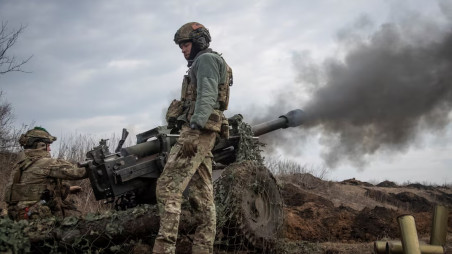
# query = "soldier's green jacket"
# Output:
<box><xmin>189</xmin><ymin>50</ymin><xmax>228</xmax><ymax>128</ymax></box>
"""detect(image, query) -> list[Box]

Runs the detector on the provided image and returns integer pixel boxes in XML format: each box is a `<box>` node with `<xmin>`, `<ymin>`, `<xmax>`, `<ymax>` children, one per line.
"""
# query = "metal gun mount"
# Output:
<box><xmin>80</xmin><ymin>109</ymin><xmax>306</xmax><ymax>207</ymax></box>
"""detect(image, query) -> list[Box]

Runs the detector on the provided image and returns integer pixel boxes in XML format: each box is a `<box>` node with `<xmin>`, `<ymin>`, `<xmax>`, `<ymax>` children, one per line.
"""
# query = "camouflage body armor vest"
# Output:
<box><xmin>180</xmin><ymin>52</ymin><xmax>233</xmax><ymax>135</ymax></box>
<box><xmin>4</xmin><ymin>150</ymin><xmax>68</xmax><ymax>205</ymax></box>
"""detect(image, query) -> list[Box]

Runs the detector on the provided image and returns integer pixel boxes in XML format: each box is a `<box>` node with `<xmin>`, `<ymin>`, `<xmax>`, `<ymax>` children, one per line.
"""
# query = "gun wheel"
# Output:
<box><xmin>214</xmin><ymin>160</ymin><xmax>283</xmax><ymax>251</ymax></box>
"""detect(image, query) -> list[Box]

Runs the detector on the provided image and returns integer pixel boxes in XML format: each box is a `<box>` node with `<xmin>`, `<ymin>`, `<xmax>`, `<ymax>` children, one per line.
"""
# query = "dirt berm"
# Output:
<box><xmin>278</xmin><ymin>173</ymin><xmax>452</xmax><ymax>253</ymax></box>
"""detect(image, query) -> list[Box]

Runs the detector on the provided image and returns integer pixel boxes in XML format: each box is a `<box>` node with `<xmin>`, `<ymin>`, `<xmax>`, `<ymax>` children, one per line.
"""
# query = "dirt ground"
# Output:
<box><xmin>277</xmin><ymin>173</ymin><xmax>452</xmax><ymax>253</ymax></box>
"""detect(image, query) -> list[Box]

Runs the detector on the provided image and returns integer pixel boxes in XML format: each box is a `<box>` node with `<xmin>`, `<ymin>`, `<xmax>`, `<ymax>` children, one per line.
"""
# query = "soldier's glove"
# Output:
<box><xmin>179</xmin><ymin>128</ymin><xmax>200</xmax><ymax>158</ymax></box>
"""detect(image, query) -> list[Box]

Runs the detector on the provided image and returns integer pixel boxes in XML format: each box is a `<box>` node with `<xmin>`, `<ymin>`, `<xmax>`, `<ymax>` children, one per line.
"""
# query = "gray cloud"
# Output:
<box><xmin>0</xmin><ymin>1</ymin><xmax>182</xmax><ymax>130</ymax></box>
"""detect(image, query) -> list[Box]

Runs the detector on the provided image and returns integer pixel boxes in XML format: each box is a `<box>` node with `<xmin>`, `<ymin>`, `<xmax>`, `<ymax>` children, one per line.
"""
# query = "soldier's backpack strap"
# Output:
<box><xmin>13</xmin><ymin>156</ymin><xmax>40</xmax><ymax>183</ymax></box>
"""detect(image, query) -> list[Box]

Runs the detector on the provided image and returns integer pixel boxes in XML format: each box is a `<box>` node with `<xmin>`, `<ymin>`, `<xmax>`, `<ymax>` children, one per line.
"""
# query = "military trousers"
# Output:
<box><xmin>153</xmin><ymin>127</ymin><xmax>217</xmax><ymax>254</ymax></box>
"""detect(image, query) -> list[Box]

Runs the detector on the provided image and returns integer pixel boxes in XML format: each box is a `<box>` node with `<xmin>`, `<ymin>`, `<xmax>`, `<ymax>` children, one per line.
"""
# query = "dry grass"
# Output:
<box><xmin>265</xmin><ymin>157</ymin><xmax>329</xmax><ymax>180</ymax></box>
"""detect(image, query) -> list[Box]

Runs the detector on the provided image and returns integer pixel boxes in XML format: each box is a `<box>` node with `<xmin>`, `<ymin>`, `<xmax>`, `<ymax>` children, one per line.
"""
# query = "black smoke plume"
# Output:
<box><xmin>257</xmin><ymin>4</ymin><xmax>452</xmax><ymax>168</ymax></box>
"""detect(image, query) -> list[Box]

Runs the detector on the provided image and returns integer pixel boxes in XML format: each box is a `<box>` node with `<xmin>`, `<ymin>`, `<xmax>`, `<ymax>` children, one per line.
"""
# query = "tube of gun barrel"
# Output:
<box><xmin>251</xmin><ymin>117</ymin><xmax>288</xmax><ymax>136</ymax></box>
<box><xmin>121</xmin><ymin>139</ymin><xmax>161</xmax><ymax>158</ymax></box>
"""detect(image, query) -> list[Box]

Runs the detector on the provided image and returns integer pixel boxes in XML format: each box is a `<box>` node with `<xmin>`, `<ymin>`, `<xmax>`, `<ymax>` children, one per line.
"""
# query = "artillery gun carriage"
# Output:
<box><xmin>79</xmin><ymin>109</ymin><xmax>305</xmax><ymax>250</ymax></box>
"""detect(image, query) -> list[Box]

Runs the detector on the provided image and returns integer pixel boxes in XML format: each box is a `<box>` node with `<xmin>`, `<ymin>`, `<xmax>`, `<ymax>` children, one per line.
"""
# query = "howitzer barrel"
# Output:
<box><xmin>251</xmin><ymin>109</ymin><xmax>305</xmax><ymax>136</ymax></box>
<box><xmin>121</xmin><ymin>138</ymin><xmax>161</xmax><ymax>158</ymax></box>
<box><xmin>121</xmin><ymin>109</ymin><xmax>305</xmax><ymax>158</ymax></box>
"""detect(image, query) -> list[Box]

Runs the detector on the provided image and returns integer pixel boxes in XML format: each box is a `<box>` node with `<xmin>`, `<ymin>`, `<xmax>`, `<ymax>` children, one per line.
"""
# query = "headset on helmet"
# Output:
<box><xmin>19</xmin><ymin>127</ymin><xmax>57</xmax><ymax>148</ymax></box>
<box><xmin>174</xmin><ymin>22</ymin><xmax>211</xmax><ymax>51</ymax></box>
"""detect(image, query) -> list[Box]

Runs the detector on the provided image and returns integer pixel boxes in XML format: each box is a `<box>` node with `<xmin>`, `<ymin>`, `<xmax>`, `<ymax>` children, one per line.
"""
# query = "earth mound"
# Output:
<box><xmin>279</xmin><ymin>174</ymin><xmax>452</xmax><ymax>245</ymax></box>
<box><xmin>376</xmin><ymin>180</ymin><xmax>398</xmax><ymax>187</ymax></box>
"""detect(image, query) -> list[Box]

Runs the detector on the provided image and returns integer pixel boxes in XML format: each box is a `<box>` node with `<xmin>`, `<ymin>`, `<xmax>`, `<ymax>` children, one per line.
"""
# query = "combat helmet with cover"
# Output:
<box><xmin>174</xmin><ymin>22</ymin><xmax>211</xmax><ymax>60</ymax></box>
<box><xmin>19</xmin><ymin>127</ymin><xmax>57</xmax><ymax>149</ymax></box>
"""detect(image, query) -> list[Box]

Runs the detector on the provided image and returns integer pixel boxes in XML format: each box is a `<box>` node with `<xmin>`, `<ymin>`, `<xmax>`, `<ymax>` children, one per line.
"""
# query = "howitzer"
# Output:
<box><xmin>79</xmin><ymin>109</ymin><xmax>305</xmax><ymax>207</ymax></box>
<box><xmin>79</xmin><ymin>109</ymin><xmax>305</xmax><ymax>249</ymax></box>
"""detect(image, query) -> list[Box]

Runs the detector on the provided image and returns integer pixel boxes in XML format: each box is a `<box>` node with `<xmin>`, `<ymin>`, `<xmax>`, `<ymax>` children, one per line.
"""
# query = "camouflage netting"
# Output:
<box><xmin>212</xmin><ymin>120</ymin><xmax>284</xmax><ymax>253</ymax></box>
<box><xmin>0</xmin><ymin>218</ymin><xmax>31</xmax><ymax>253</ymax></box>
<box><xmin>214</xmin><ymin>161</ymin><xmax>284</xmax><ymax>252</ymax></box>
<box><xmin>0</xmin><ymin>205</ymin><xmax>161</xmax><ymax>253</ymax></box>
<box><xmin>234</xmin><ymin>119</ymin><xmax>264</xmax><ymax>163</ymax></box>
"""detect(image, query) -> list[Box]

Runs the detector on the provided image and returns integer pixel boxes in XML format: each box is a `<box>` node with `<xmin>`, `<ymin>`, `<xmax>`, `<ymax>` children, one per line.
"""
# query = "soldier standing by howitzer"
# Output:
<box><xmin>152</xmin><ymin>22</ymin><xmax>233</xmax><ymax>254</ymax></box>
<box><xmin>3</xmin><ymin>127</ymin><xmax>87</xmax><ymax>220</ymax></box>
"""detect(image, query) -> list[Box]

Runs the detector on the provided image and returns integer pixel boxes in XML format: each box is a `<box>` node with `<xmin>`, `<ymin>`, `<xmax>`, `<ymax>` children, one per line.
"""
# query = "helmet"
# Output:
<box><xmin>19</xmin><ymin>127</ymin><xmax>57</xmax><ymax>148</ymax></box>
<box><xmin>174</xmin><ymin>22</ymin><xmax>211</xmax><ymax>51</ymax></box>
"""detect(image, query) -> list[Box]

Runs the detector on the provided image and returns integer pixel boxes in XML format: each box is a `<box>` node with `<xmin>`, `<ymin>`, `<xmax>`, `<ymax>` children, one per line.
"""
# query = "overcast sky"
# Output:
<box><xmin>1</xmin><ymin>0</ymin><xmax>451</xmax><ymax>185</ymax></box>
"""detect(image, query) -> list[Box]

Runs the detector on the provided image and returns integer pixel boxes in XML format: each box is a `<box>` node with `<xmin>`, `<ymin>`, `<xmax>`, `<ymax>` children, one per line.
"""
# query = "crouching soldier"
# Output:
<box><xmin>3</xmin><ymin>127</ymin><xmax>88</xmax><ymax>220</ymax></box>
